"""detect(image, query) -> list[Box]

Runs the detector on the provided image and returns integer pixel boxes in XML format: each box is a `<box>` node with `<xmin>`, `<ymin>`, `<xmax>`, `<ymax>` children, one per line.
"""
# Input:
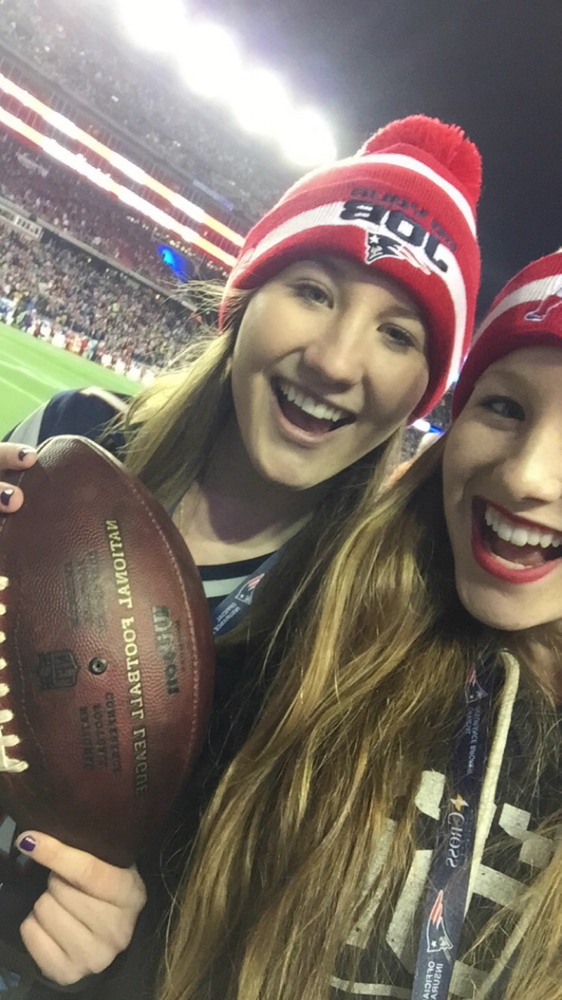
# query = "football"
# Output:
<box><xmin>0</xmin><ymin>435</ymin><xmax>215</xmax><ymax>867</ymax></box>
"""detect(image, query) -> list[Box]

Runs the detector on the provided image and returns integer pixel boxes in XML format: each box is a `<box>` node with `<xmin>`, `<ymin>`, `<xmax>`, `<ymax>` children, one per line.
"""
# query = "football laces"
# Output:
<box><xmin>0</xmin><ymin>577</ymin><xmax>29</xmax><ymax>773</ymax></box>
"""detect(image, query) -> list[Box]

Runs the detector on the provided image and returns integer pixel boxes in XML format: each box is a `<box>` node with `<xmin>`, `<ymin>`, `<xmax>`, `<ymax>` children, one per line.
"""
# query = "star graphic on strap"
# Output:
<box><xmin>450</xmin><ymin>794</ymin><xmax>469</xmax><ymax>812</ymax></box>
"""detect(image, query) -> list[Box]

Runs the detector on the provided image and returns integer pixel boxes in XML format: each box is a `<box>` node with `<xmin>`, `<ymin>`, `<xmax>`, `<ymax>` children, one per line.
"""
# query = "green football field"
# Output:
<box><xmin>0</xmin><ymin>322</ymin><xmax>141</xmax><ymax>436</ymax></box>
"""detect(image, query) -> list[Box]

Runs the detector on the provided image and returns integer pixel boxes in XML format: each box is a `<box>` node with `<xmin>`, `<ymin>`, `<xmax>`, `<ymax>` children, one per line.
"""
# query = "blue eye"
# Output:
<box><xmin>480</xmin><ymin>395</ymin><xmax>525</xmax><ymax>420</ymax></box>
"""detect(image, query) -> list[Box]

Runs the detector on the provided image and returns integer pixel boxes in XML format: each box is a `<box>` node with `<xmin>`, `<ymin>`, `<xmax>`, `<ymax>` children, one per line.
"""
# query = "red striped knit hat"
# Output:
<box><xmin>452</xmin><ymin>250</ymin><xmax>562</xmax><ymax>417</ymax></box>
<box><xmin>221</xmin><ymin>114</ymin><xmax>482</xmax><ymax>419</ymax></box>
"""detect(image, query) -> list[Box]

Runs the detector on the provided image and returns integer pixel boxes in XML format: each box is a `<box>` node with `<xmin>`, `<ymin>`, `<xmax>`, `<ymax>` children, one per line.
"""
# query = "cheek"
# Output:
<box><xmin>441</xmin><ymin>421</ymin><xmax>484</xmax><ymax>500</ymax></box>
<box><xmin>364</xmin><ymin>358</ymin><xmax>429</xmax><ymax>421</ymax></box>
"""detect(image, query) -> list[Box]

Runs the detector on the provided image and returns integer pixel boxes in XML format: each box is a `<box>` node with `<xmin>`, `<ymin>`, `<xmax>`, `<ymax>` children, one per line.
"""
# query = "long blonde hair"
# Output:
<box><xmin>157</xmin><ymin>436</ymin><xmax>562</xmax><ymax>1000</ymax></box>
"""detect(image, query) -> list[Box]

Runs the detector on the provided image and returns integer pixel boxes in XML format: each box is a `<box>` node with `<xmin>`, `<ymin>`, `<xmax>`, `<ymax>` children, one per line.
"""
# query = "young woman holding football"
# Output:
<box><xmin>0</xmin><ymin>114</ymin><xmax>482</xmax><ymax>998</ymax></box>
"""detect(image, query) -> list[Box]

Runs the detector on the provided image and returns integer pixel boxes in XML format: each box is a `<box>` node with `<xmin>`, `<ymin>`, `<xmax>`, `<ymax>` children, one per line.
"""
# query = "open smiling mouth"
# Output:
<box><xmin>272</xmin><ymin>377</ymin><xmax>356</xmax><ymax>436</ymax></box>
<box><xmin>471</xmin><ymin>498</ymin><xmax>562</xmax><ymax>584</ymax></box>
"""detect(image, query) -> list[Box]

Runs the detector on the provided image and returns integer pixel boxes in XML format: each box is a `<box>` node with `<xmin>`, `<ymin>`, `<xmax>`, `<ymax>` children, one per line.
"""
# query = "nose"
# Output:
<box><xmin>499</xmin><ymin>424</ymin><xmax>562</xmax><ymax>505</ymax></box>
<box><xmin>300</xmin><ymin>307</ymin><xmax>367</xmax><ymax>387</ymax></box>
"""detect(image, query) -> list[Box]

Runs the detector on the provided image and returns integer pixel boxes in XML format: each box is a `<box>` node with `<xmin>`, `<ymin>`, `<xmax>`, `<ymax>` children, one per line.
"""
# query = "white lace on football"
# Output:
<box><xmin>0</xmin><ymin>585</ymin><xmax>29</xmax><ymax>772</ymax></box>
<box><xmin>0</xmin><ymin>718</ymin><xmax>28</xmax><ymax>773</ymax></box>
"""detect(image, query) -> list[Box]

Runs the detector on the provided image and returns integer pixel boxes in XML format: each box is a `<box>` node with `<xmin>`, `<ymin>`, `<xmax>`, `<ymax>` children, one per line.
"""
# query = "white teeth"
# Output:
<box><xmin>485</xmin><ymin>504</ymin><xmax>562</xmax><ymax>550</ymax></box>
<box><xmin>510</xmin><ymin>527</ymin><xmax>530</xmax><ymax>547</ymax></box>
<box><xmin>497</xmin><ymin>522</ymin><xmax>513</xmax><ymax>542</ymax></box>
<box><xmin>277</xmin><ymin>379</ymin><xmax>347</xmax><ymax>423</ymax></box>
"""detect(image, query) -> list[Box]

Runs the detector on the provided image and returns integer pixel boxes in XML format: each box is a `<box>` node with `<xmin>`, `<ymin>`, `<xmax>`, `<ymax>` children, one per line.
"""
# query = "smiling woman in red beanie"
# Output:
<box><xmin>0</xmin><ymin>114</ymin><xmax>482</xmax><ymax>1000</ymax></box>
<box><xmin>156</xmin><ymin>249</ymin><xmax>562</xmax><ymax>1000</ymax></box>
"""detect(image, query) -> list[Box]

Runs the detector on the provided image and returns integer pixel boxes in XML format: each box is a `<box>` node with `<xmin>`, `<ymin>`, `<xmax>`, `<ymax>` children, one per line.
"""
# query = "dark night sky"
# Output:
<box><xmin>192</xmin><ymin>0</ymin><xmax>562</xmax><ymax>316</ymax></box>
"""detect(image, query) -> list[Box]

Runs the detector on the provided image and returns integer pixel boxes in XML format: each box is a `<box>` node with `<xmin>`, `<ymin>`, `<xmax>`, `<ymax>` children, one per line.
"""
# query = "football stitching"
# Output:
<box><xmin>0</xmin><ymin>578</ymin><xmax>28</xmax><ymax>773</ymax></box>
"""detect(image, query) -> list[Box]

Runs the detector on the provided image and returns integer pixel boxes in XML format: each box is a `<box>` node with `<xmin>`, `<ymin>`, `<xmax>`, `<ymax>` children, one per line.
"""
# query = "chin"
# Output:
<box><xmin>455</xmin><ymin>582</ymin><xmax>527</xmax><ymax>632</ymax></box>
<box><xmin>253</xmin><ymin>455</ymin><xmax>324</xmax><ymax>492</ymax></box>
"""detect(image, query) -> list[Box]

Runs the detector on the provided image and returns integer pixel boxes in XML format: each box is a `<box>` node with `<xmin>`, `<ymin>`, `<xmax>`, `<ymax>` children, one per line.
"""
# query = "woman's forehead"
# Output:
<box><xmin>481</xmin><ymin>344</ymin><xmax>562</xmax><ymax>381</ymax></box>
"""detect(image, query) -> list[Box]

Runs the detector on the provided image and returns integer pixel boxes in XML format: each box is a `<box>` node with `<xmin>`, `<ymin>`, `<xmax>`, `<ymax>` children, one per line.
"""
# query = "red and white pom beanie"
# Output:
<box><xmin>221</xmin><ymin>114</ymin><xmax>482</xmax><ymax>419</ymax></box>
<box><xmin>453</xmin><ymin>250</ymin><xmax>562</xmax><ymax>417</ymax></box>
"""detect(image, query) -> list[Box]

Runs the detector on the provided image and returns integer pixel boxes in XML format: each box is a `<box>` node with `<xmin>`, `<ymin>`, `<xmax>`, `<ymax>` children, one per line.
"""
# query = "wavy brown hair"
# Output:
<box><xmin>157</xmin><ymin>436</ymin><xmax>562</xmax><ymax>1000</ymax></box>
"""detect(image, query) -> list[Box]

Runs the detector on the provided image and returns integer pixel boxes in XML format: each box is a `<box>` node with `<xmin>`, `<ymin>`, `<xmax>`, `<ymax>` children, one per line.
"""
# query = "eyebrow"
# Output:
<box><xmin>377</xmin><ymin>304</ymin><xmax>424</xmax><ymax>324</ymax></box>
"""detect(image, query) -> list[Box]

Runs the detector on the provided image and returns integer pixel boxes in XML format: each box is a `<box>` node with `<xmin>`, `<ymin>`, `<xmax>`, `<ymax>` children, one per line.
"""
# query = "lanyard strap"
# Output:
<box><xmin>211</xmin><ymin>549</ymin><xmax>281</xmax><ymax>637</ymax></box>
<box><xmin>410</xmin><ymin>658</ymin><xmax>500</xmax><ymax>1000</ymax></box>
<box><xmin>166</xmin><ymin>495</ymin><xmax>281</xmax><ymax>639</ymax></box>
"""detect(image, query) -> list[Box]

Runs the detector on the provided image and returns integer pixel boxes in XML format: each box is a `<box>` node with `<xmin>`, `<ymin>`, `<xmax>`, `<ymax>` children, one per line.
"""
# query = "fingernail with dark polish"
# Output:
<box><xmin>18</xmin><ymin>836</ymin><xmax>37</xmax><ymax>853</ymax></box>
<box><xmin>0</xmin><ymin>490</ymin><xmax>14</xmax><ymax>507</ymax></box>
<box><xmin>18</xmin><ymin>448</ymin><xmax>32</xmax><ymax>461</ymax></box>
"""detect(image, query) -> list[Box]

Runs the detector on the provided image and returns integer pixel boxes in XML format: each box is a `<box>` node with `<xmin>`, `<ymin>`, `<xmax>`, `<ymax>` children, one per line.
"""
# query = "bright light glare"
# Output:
<box><xmin>179</xmin><ymin>22</ymin><xmax>241</xmax><ymax>100</ymax></box>
<box><xmin>280</xmin><ymin>108</ymin><xmax>337</xmax><ymax>167</ymax></box>
<box><xmin>42</xmin><ymin>108</ymin><xmax>79</xmax><ymax>140</ymax></box>
<box><xmin>107</xmin><ymin>150</ymin><xmax>146</xmax><ymax>184</ymax></box>
<box><xmin>229</xmin><ymin>67</ymin><xmax>292</xmax><ymax>139</ymax></box>
<box><xmin>116</xmin><ymin>0</ymin><xmax>188</xmax><ymax>54</ymax></box>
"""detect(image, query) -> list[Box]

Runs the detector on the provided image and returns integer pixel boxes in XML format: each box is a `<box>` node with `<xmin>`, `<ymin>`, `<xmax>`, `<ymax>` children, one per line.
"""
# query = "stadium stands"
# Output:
<box><xmin>0</xmin><ymin>131</ymin><xmax>225</xmax><ymax>286</ymax></box>
<box><xmin>0</xmin><ymin>0</ymin><xmax>295</xmax><ymax>225</ymax></box>
<box><xmin>0</xmin><ymin>228</ymin><xmax>200</xmax><ymax>372</ymax></box>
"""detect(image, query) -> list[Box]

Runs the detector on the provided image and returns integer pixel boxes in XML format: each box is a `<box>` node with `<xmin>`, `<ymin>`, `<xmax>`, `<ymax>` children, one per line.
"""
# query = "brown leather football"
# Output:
<box><xmin>0</xmin><ymin>436</ymin><xmax>215</xmax><ymax>867</ymax></box>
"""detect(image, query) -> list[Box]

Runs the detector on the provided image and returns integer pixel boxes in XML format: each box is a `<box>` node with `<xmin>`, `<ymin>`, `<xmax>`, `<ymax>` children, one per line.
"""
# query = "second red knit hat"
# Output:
<box><xmin>453</xmin><ymin>250</ymin><xmax>562</xmax><ymax>417</ymax></box>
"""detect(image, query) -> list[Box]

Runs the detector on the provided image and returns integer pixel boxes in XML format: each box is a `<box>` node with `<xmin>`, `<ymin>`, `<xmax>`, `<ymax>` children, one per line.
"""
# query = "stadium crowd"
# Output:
<box><xmin>0</xmin><ymin>133</ymin><xmax>227</xmax><ymax>287</ymax></box>
<box><xmin>0</xmin><ymin>0</ymin><xmax>295</xmax><ymax>225</ymax></box>
<box><xmin>0</xmin><ymin>227</ymin><xmax>199</xmax><ymax>372</ymax></box>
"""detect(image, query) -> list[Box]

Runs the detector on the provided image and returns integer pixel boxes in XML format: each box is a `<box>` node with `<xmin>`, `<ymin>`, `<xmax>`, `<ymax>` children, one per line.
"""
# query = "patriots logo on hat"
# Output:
<box><xmin>365</xmin><ymin>231</ymin><xmax>432</xmax><ymax>274</ymax></box>
<box><xmin>426</xmin><ymin>889</ymin><xmax>454</xmax><ymax>954</ymax></box>
<box><xmin>524</xmin><ymin>285</ymin><xmax>562</xmax><ymax>322</ymax></box>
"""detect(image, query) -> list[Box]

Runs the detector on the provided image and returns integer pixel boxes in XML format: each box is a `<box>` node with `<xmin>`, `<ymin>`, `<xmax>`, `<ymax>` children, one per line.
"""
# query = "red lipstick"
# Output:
<box><xmin>471</xmin><ymin>504</ymin><xmax>562</xmax><ymax>584</ymax></box>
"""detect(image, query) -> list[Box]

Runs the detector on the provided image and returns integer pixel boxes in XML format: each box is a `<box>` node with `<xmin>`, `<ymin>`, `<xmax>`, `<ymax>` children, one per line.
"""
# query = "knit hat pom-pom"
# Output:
<box><xmin>362</xmin><ymin>114</ymin><xmax>482</xmax><ymax>205</ymax></box>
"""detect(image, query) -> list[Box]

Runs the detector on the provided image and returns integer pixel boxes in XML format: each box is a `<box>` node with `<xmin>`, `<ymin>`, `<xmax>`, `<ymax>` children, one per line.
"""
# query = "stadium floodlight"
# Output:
<box><xmin>178</xmin><ymin>21</ymin><xmax>242</xmax><ymax>101</ymax></box>
<box><xmin>115</xmin><ymin>0</ymin><xmax>188</xmax><ymax>54</ymax></box>
<box><xmin>228</xmin><ymin>67</ymin><xmax>292</xmax><ymax>139</ymax></box>
<box><xmin>280</xmin><ymin>107</ymin><xmax>337</xmax><ymax>167</ymax></box>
